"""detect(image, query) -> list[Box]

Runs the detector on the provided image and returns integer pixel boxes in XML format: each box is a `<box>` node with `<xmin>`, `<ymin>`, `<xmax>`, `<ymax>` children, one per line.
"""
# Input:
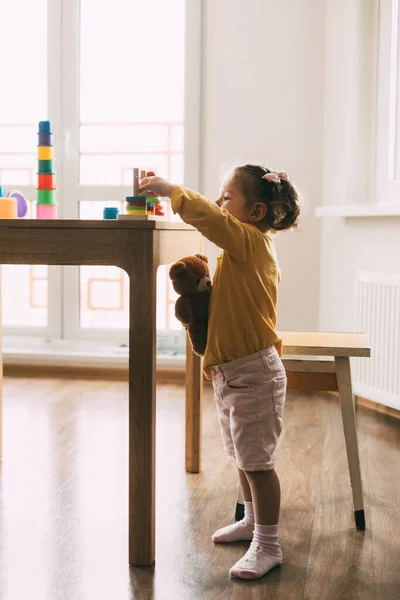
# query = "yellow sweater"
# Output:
<box><xmin>171</xmin><ymin>186</ymin><xmax>282</xmax><ymax>377</ymax></box>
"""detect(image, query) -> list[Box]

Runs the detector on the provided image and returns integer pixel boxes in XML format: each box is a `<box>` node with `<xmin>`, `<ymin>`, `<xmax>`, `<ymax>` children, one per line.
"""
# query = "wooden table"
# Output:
<box><xmin>0</xmin><ymin>218</ymin><xmax>202</xmax><ymax>566</ymax></box>
<box><xmin>186</xmin><ymin>332</ymin><xmax>371</xmax><ymax>531</ymax></box>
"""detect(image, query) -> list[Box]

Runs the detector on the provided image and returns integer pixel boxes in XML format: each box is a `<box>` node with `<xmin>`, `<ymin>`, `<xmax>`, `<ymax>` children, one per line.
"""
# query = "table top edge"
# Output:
<box><xmin>0</xmin><ymin>219</ymin><xmax>196</xmax><ymax>231</ymax></box>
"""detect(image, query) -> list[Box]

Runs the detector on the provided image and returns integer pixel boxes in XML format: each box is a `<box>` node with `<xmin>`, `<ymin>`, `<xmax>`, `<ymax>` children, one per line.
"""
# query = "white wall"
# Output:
<box><xmin>320</xmin><ymin>217</ymin><xmax>400</xmax><ymax>331</ymax></box>
<box><xmin>319</xmin><ymin>0</ymin><xmax>400</xmax><ymax>332</ymax></box>
<box><xmin>201</xmin><ymin>0</ymin><xmax>325</xmax><ymax>331</ymax></box>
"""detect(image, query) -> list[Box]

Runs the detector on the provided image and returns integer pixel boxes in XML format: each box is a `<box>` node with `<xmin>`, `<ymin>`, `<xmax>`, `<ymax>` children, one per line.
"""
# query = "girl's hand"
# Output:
<box><xmin>139</xmin><ymin>176</ymin><xmax>173</xmax><ymax>198</ymax></box>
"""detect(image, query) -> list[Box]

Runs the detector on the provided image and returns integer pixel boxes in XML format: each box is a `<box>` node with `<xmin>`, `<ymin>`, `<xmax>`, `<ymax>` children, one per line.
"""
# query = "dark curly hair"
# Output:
<box><xmin>232</xmin><ymin>164</ymin><xmax>301</xmax><ymax>232</ymax></box>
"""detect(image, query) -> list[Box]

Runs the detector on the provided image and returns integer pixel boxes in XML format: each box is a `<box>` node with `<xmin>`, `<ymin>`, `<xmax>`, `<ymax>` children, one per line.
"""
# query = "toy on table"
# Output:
<box><xmin>0</xmin><ymin>186</ymin><xmax>18</xmax><ymax>218</ymax></box>
<box><xmin>7</xmin><ymin>190</ymin><xmax>28</xmax><ymax>217</ymax></box>
<box><xmin>103</xmin><ymin>207</ymin><xmax>119</xmax><ymax>220</ymax></box>
<box><xmin>117</xmin><ymin>168</ymin><xmax>166</xmax><ymax>220</ymax></box>
<box><xmin>36</xmin><ymin>120</ymin><xmax>57</xmax><ymax>219</ymax></box>
<box><xmin>0</xmin><ymin>186</ymin><xmax>28</xmax><ymax>218</ymax></box>
<box><xmin>147</xmin><ymin>201</ymin><xmax>155</xmax><ymax>215</ymax></box>
<box><xmin>145</xmin><ymin>171</ymin><xmax>165</xmax><ymax>216</ymax></box>
<box><xmin>122</xmin><ymin>167</ymin><xmax>147</xmax><ymax>218</ymax></box>
<box><xmin>169</xmin><ymin>254</ymin><xmax>212</xmax><ymax>356</ymax></box>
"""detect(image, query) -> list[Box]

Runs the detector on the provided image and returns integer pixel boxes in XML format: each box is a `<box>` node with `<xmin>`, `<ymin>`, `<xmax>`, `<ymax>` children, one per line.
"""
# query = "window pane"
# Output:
<box><xmin>171</xmin><ymin>125</ymin><xmax>184</xmax><ymax>152</ymax></box>
<box><xmin>80</xmin><ymin>124</ymin><xmax>169</xmax><ymax>153</ymax></box>
<box><xmin>0</xmin><ymin>0</ymin><xmax>47</xmax><ymax>185</ymax></box>
<box><xmin>79</xmin><ymin>262</ymin><xmax>180</xmax><ymax>332</ymax></box>
<box><xmin>80</xmin><ymin>265</ymin><xmax>129</xmax><ymax>329</ymax></box>
<box><xmin>0</xmin><ymin>0</ymin><xmax>48</xmax><ymax>329</ymax></box>
<box><xmin>80</xmin><ymin>154</ymin><xmax>169</xmax><ymax>185</ymax></box>
<box><xmin>170</xmin><ymin>154</ymin><xmax>184</xmax><ymax>184</ymax></box>
<box><xmin>80</xmin><ymin>0</ymin><xmax>184</xmax><ymax>123</ymax></box>
<box><xmin>80</xmin><ymin>0</ymin><xmax>184</xmax><ymax>184</ymax></box>
<box><xmin>2</xmin><ymin>266</ymin><xmax>48</xmax><ymax>327</ymax></box>
<box><xmin>78</xmin><ymin>201</ymin><xmax>181</xmax><ymax>332</ymax></box>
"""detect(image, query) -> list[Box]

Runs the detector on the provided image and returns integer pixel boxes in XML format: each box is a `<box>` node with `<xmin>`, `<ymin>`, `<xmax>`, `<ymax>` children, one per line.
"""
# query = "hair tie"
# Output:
<box><xmin>262</xmin><ymin>171</ymin><xmax>288</xmax><ymax>184</ymax></box>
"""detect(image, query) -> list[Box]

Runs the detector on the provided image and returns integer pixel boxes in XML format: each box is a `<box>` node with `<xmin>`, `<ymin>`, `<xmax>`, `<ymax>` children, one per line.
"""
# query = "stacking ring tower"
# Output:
<box><xmin>36</xmin><ymin>120</ymin><xmax>57</xmax><ymax>219</ymax></box>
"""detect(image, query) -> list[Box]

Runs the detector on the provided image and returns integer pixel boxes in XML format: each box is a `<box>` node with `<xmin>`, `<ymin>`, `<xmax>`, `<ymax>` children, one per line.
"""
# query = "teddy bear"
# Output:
<box><xmin>169</xmin><ymin>254</ymin><xmax>212</xmax><ymax>356</ymax></box>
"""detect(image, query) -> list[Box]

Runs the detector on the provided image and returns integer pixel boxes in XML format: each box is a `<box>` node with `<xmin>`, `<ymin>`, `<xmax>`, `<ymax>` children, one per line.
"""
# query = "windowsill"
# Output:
<box><xmin>315</xmin><ymin>205</ymin><xmax>400</xmax><ymax>218</ymax></box>
<box><xmin>2</xmin><ymin>336</ymin><xmax>186</xmax><ymax>370</ymax></box>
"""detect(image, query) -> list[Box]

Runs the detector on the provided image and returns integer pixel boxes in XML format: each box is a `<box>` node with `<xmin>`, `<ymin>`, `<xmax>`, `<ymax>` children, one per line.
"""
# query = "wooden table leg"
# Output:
<box><xmin>185</xmin><ymin>336</ymin><xmax>202</xmax><ymax>473</ymax></box>
<box><xmin>335</xmin><ymin>356</ymin><xmax>365</xmax><ymax>530</ymax></box>
<box><xmin>124</xmin><ymin>249</ymin><xmax>157</xmax><ymax>566</ymax></box>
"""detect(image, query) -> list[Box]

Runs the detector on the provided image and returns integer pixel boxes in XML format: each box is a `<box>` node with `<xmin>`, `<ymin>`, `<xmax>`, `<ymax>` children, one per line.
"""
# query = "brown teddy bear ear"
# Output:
<box><xmin>169</xmin><ymin>261</ymin><xmax>187</xmax><ymax>279</ymax></box>
<box><xmin>195</xmin><ymin>253</ymin><xmax>208</xmax><ymax>263</ymax></box>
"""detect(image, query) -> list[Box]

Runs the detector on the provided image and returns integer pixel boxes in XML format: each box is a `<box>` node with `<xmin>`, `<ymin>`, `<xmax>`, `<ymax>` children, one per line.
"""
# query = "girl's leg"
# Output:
<box><xmin>238</xmin><ymin>467</ymin><xmax>252</xmax><ymax>502</ymax></box>
<box><xmin>212</xmin><ymin>467</ymin><xmax>254</xmax><ymax>542</ymax></box>
<box><xmin>246</xmin><ymin>468</ymin><xmax>280</xmax><ymax>524</ymax></box>
<box><xmin>230</xmin><ymin>469</ymin><xmax>282</xmax><ymax>580</ymax></box>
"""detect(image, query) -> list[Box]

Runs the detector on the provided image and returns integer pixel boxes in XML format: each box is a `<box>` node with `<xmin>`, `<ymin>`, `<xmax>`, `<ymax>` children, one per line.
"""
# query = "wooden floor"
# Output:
<box><xmin>0</xmin><ymin>378</ymin><xmax>399</xmax><ymax>600</ymax></box>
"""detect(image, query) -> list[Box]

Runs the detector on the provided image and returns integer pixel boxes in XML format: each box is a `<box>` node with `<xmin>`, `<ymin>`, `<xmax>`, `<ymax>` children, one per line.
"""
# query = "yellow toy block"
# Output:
<box><xmin>38</xmin><ymin>146</ymin><xmax>54</xmax><ymax>160</ymax></box>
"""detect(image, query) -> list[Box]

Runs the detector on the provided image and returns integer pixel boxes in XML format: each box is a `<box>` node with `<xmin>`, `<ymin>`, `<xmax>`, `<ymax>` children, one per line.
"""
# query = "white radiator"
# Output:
<box><xmin>353</xmin><ymin>271</ymin><xmax>400</xmax><ymax>410</ymax></box>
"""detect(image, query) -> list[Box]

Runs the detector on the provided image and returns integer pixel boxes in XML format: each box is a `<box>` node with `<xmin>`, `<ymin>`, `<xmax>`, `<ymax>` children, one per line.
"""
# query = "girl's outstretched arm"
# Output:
<box><xmin>139</xmin><ymin>177</ymin><xmax>257</xmax><ymax>260</ymax></box>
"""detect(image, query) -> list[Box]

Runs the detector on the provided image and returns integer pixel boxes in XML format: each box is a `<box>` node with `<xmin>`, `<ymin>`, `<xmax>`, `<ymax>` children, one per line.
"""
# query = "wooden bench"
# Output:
<box><xmin>185</xmin><ymin>331</ymin><xmax>371</xmax><ymax>531</ymax></box>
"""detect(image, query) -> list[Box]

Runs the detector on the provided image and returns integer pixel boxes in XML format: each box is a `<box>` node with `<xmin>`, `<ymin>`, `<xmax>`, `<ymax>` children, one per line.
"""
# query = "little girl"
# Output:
<box><xmin>140</xmin><ymin>165</ymin><xmax>300</xmax><ymax>580</ymax></box>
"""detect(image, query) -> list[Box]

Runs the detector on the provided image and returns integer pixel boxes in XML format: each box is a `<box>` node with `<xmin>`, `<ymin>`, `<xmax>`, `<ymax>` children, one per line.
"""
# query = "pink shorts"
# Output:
<box><xmin>210</xmin><ymin>346</ymin><xmax>287</xmax><ymax>471</ymax></box>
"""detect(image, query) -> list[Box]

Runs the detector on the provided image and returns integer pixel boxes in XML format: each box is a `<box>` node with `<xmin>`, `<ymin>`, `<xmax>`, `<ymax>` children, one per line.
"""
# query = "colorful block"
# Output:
<box><xmin>126</xmin><ymin>196</ymin><xmax>147</xmax><ymax>204</ymax></box>
<box><xmin>147</xmin><ymin>202</ymin><xmax>155</xmax><ymax>215</ymax></box>
<box><xmin>36</xmin><ymin>204</ymin><xmax>57</xmax><ymax>219</ymax></box>
<box><xmin>38</xmin><ymin>120</ymin><xmax>52</xmax><ymax>134</ymax></box>
<box><xmin>38</xmin><ymin>160</ymin><xmax>54</xmax><ymax>174</ymax></box>
<box><xmin>103</xmin><ymin>207</ymin><xmax>119</xmax><ymax>219</ymax></box>
<box><xmin>38</xmin><ymin>146</ymin><xmax>54</xmax><ymax>160</ymax></box>
<box><xmin>38</xmin><ymin>133</ymin><xmax>53</xmax><ymax>146</ymax></box>
<box><xmin>0</xmin><ymin>197</ymin><xmax>18</xmax><ymax>218</ymax></box>
<box><xmin>38</xmin><ymin>174</ymin><xmax>56</xmax><ymax>189</ymax></box>
<box><xmin>37</xmin><ymin>189</ymin><xmax>56</xmax><ymax>205</ymax></box>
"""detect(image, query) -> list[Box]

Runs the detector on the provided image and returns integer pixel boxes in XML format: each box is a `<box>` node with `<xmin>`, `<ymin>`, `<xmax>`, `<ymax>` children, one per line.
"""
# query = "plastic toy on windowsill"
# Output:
<box><xmin>118</xmin><ymin>168</ymin><xmax>166</xmax><ymax>220</ymax></box>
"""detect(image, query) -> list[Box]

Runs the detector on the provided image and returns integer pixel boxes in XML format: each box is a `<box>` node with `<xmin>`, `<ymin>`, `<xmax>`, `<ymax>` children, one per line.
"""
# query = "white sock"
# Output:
<box><xmin>212</xmin><ymin>501</ymin><xmax>254</xmax><ymax>543</ymax></box>
<box><xmin>229</xmin><ymin>523</ymin><xmax>282</xmax><ymax>579</ymax></box>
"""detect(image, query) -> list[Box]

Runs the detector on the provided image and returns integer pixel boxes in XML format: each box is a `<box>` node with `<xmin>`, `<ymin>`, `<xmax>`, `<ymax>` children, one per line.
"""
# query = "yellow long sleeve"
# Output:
<box><xmin>171</xmin><ymin>186</ymin><xmax>257</xmax><ymax>260</ymax></box>
<box><xmin>170</xmin><ymin>185</ymin><xmax>282</xmax><ymax>377</ymax></box>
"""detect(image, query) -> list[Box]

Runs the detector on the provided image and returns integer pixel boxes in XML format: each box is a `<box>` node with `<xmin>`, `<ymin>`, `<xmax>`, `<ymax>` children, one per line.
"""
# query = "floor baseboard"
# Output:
<box><xmin>3</xmin><ymin>362</ymin><xmax>185</xmax><ymax>382</ymax></box>
<box><xmin>3</xmin><ymin>363</ymin><xmax>399</xmax><ymax>419</ymax></box>
<box><xmin>356</xmin><ymin>395</ymin><xmax>400</xmax><ymax>421</ymax></box>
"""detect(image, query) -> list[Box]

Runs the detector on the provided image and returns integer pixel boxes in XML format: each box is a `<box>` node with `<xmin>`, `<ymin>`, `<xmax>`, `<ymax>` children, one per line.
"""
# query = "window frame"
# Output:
<box><xmin>376</xmin><ymin>0</ymin><xmax>400</xmax><ymax>205</ymax></box>
<box><xmin>0</xmin><ymin>0</ymin><xmax>203</xmax><ymax>345</ymax></box>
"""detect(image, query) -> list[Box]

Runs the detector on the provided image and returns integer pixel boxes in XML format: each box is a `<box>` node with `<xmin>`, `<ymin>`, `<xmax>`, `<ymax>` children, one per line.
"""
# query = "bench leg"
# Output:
<box><xmin>335</xmin><ymin>356</ymin><xmax>365</xmax><ymax>530</ymax></box>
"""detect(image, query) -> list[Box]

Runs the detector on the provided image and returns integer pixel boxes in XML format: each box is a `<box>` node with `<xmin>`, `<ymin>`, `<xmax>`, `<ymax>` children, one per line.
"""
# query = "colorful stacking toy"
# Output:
<box><xmin>123</xmin><ymin>168</ymin><xmax>147</xmax><ymax>216</ymax></box>
<box><xmin>145</xmin><ymin>170</ymin><xmax>165</xmax><ymax>217</ymax></box>
<box><xmin>36</xmin><ymin>120</ymin><xmax>57</xmax><ymax>219</ymax></box>
<box><xmin>119</xmin><ymin>167</ymin><xmax>166</xmax><ymax>219</ymax></box>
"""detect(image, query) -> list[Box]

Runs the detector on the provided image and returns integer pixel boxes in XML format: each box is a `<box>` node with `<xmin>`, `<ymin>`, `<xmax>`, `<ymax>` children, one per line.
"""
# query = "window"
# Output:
<box><xmin>376</xmin><ymin>0</ymin><xmax>400</xmax><ymax>204</ymax></box>
<box><xmin>0</xmin><ymin>0</ymin><xmax>201</xmax><ymax>353</ymax></box>
<box><xmin>0</xmin><ymin>0</ymin><xmax>49</xmax><ymax>328</ymax></box>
